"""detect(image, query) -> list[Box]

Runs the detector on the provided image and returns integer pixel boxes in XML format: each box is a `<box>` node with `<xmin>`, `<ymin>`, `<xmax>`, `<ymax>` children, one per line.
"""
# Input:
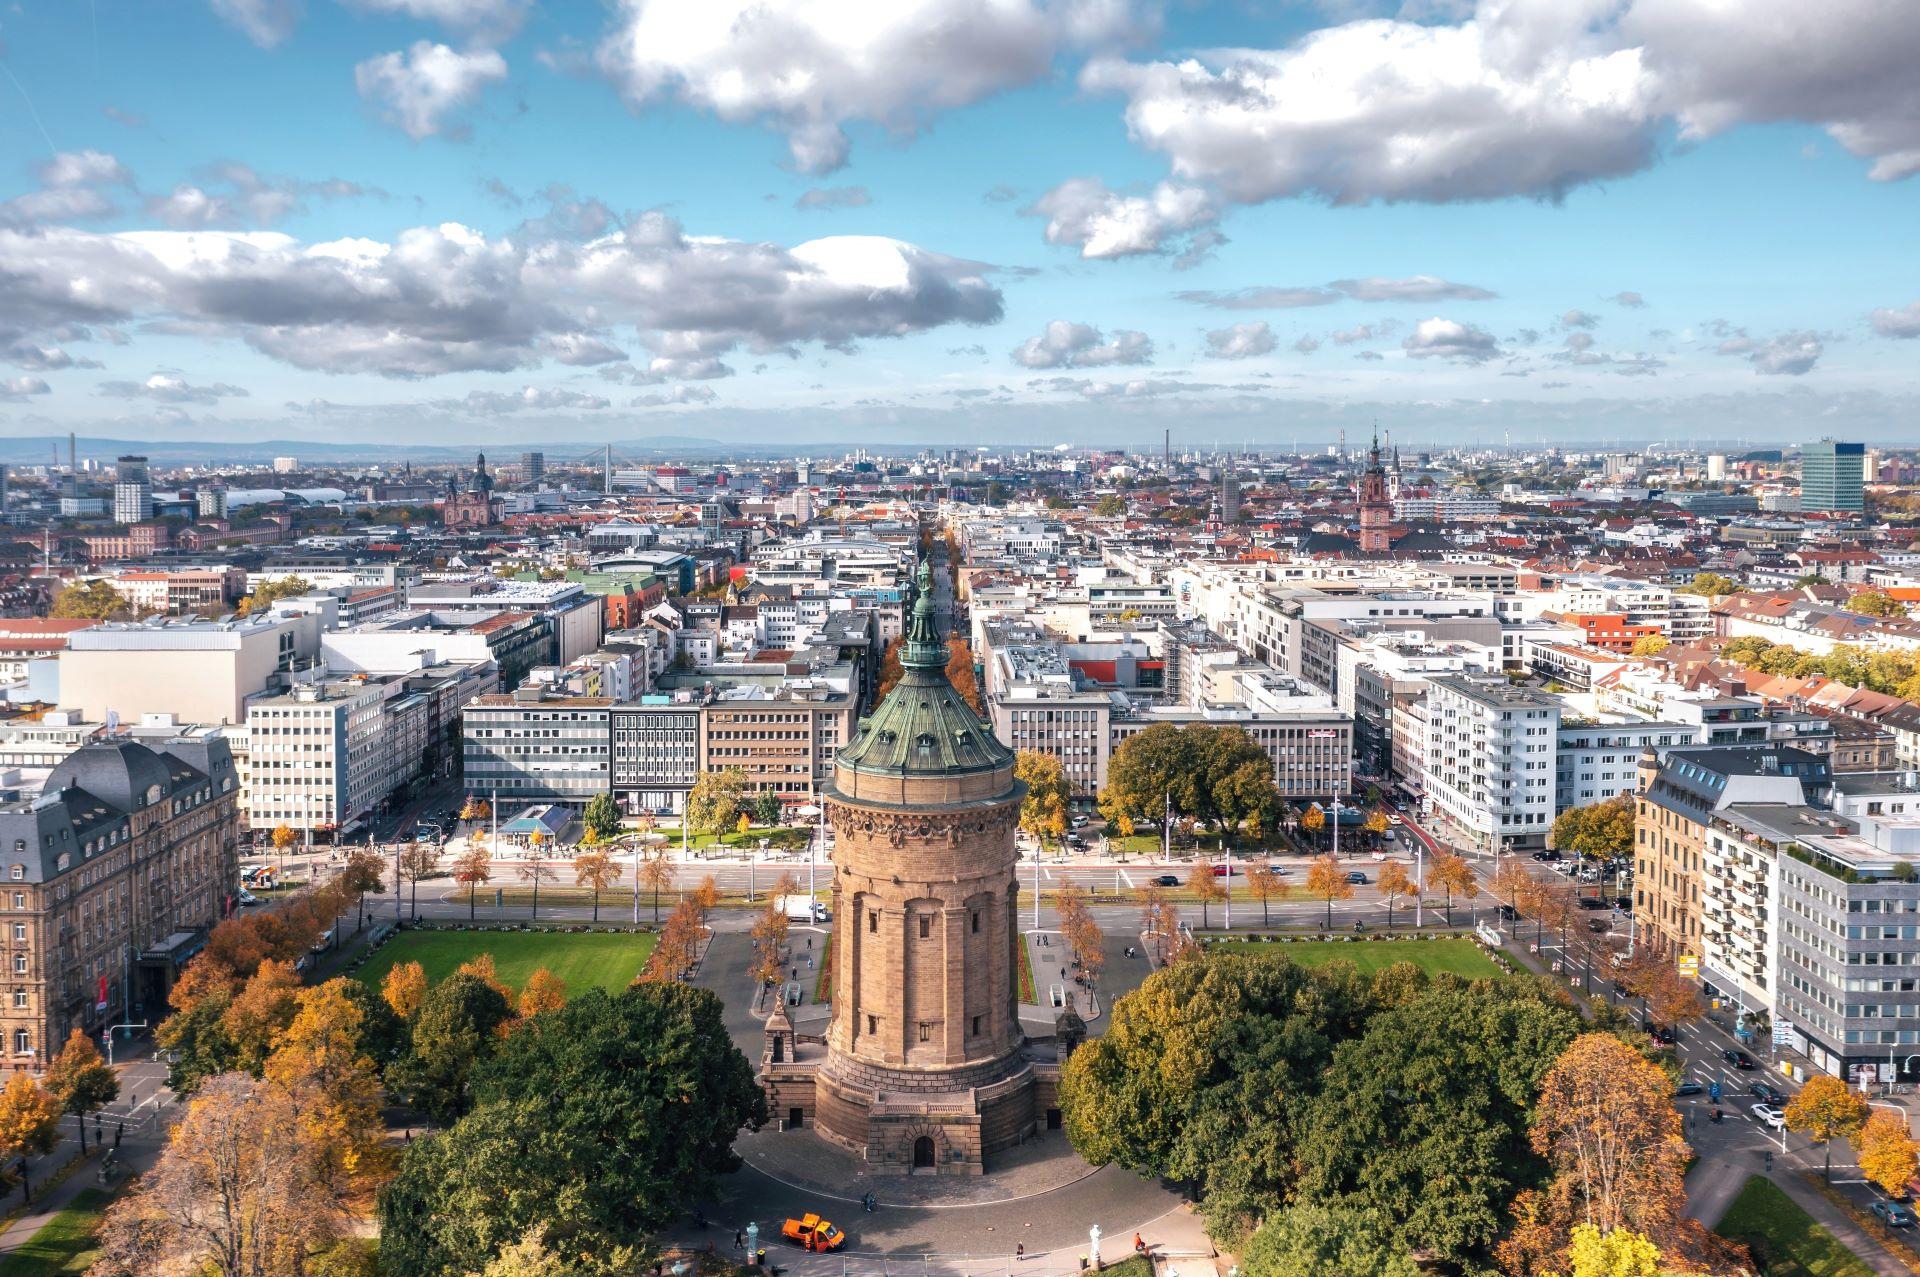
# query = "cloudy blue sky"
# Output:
<box><xmin>0</xmin><ymin>0</ymin><xmax>1917</xmax><ymax>450</ymax></box>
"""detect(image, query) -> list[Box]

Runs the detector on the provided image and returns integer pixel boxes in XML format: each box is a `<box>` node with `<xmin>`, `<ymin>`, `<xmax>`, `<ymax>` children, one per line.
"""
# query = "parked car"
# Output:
<box><xmin>1871</xmin><ymin>1201</ymin><xmax>1917</xmax><ymax>1228</ymax></box>
<box><xmin>1750</xmin><ymin>1103</ymin><xmax>1785</xmax><ymax>1129</ymax></box>
<box><xmin>1153</xmin><ymin>874</ymin><xmax>1181</xmax><ymax>887</ymax></box>
<box><xmin>1674</xmin><ymin>1081</ymin><xmax>1704</xmax><ymax>1097</ymax></box>
<box><xmin>1724</xmin><ymin>1048</ymin><xmax>1757</xmax><ymax>1070</ymax></box>
<box><xmin>1748</xmin><ymin>1082</ymin><xmax>1787</xmax><ymax>1105</ymax></box>
<box><xmin>1345</xmin><ymin>871</ymin><xmax>1369</xmax><ymax>884</ymax></box>
<box><xmin>237</xmin><ymin>889</ymin><xmax>261</xmax><ymax>907</ymax></box>
<box><xmin>781</xmin><ymin>1215</ymin><xmax>845</xmax><ymax>1252</ymax></box>
<box><xmin>1577</xmin><ymin>896</ymin><xmax>1607</xmax><ymax>911</ymax></box>
<box><xmin>1498</xmin><ymin>904</ymin><xmax>1521</xmax><ymax>921</ymax></box>
<box><xmin>1531</xmin><ymin>850</ymin><xmax>1562</xmax><ymax>862</ymax></box>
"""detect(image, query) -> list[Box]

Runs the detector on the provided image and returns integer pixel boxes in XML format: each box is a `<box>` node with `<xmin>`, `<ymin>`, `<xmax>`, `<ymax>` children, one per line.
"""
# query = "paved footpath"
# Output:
<box><xmin>0</xmin><ymin>1043</ymin><xmax>175</xmax><ymax>1258</ymax></box>
<box><xmin>1687</xmin><ymin>1152</ymin><xmax>1913</xmax><ymax>1276</ymax></box>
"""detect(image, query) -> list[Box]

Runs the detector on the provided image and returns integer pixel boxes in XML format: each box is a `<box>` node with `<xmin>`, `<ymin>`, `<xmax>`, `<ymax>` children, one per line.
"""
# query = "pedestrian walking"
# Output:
<box><xmin>735</xmin><ymin>1230</ymin><xmax>745</xmax><ymax>1250</ymax></box>
<box><xmin>1016</xmin><ymin>1245</ymin><xmax>1025</xmax><ymax>1262</ymax></box>
<box><xmin>113</xmin><ymin>1122</ymin><xmax>123</xmax><ymax>1148</ymax></box>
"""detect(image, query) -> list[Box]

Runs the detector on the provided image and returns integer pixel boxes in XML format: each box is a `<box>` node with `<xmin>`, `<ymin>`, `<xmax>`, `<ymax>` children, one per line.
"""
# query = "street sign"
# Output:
<box><xmin>1771</xmin><ymin>1020</ymin><xmax>1793</xmax><ymax>1046</ymax></box>
<box><xmin>1677</xmin><ymin>952</ymin><xmax>1699</xmax><ymax>978</ymax></box>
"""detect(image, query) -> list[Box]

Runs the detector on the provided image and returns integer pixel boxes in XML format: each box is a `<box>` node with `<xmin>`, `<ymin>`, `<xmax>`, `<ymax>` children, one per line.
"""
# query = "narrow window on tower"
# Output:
<box><xmin>918</xmin><ymin>1021</ymin><xmax>932</xmax><ymax>1043</ymax></box>
<box><xmin>866</xmin><ymin>1014</ymin><xmax>877</xmax><ymax>1035</ymax></box>
<box><xmin>919</xmin><ymin>915</ymin><xmax>931</xmax><ymax>939</ymax></box>
<box><xmin>868</xmin><ymin>910</ymin><xmax>878</xmax><ymax>933</ymax></box>
<box><xmin>971</xmin><ymin>910</ymin><xmax>980</xmax><ymax>933</ymax></box>
<box><xmin>971</xmin><ymin>1015</ymin><xmax>982</xmax><ymax>1036</ymax></box>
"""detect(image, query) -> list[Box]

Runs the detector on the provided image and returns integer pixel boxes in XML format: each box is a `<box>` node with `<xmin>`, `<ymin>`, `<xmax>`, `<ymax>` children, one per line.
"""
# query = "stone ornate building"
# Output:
<box><xmin>0</xmin><ymin>736</ymin><xmax>240</xmax><ymax>1071</ymax></box>
<box><xmin>1357</xmin><ymin>429</ymin><xmax>1393</xmax><ymax>554</ymax></box>
<box><xmin>443</xmin><ymin>453</ymin><xmax>501</xmax><ymax>529</ymax></box>
<box><xmin>762</xmin><ymin>564</ymin><xmax>1051</xmax><ymax>1174</ymax></box>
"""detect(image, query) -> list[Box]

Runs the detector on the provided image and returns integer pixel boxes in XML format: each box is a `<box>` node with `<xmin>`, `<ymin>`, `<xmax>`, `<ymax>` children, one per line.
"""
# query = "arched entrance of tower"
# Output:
<box><xmin>912</xmin><ymin>1136</ymin><xmax>935</xmax><ymax>1171</ymax></box>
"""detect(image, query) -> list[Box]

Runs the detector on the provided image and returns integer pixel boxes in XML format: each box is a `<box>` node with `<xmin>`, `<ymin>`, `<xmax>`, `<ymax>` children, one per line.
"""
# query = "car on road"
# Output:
<box><xmin>1211</xmin><ymin>864</ymin><xmax>1235</xmax><ymax>876</ymax></box>
<box><xmin>1576</xmin><ymin>896</ymin><xmax>1607</xmax><ymax>911</ymax></box>
<box><xmin>1871</xmin><ymin>1201</ymin><xmax>1917</xmax><ymax>1228</ymax></box>
<box><xmin>1387</xmin><ymin>814</ymin><xmax>1404</xmax><ymax>825</ymax></box>
<box><xmin>1345</xmin><ymin>871</ymin><xmax>1369</xmax><ymax>884</ymax></box>
<box><xmin>1750</xmin><ymin>1103</ymin><xmax>1785</xmax><ymax>1129</ymax></box>
<box><xmin>1153</xmin><ymin>874</ymin><xmax>1181</xmax><ymax>887</ymax></box>
<box><xmin>1070</xmin><ymin>816</ymin><xmax>1089</xmax><ymax>828</ymax></box>
<box><xmin>1724</xmin><ymin>1048</ymin><xmax>1757</xmax><ymax>1070</ymax></box>
<box><xmin>1647</xmin><ymin>1025</ymin><xmax>1676</xmax><ymax>1046</ymax></box>
<box><xmin>1531</xmin><ymin>850</ymin><xmax>1562</xmax><ymax>862</ymax></box>
<box><xmin>781</xmin><ymin>1215</ymin><xmax>845</xmax><ymax>1252</ymax></box>
<box><xmin>1497</xmin><ymin>904</ymin><xmax>1520</xmax><ymax>920</ymax></box>
<box><xmin>237</xmin><ymin>890</ymin><xmax>260</xmax><ymax>907</ymax></box>
<box><xmin>1675</xmin><ymin>1081</ymin><xmax>1704</xmax><ymax>1097</ymax></box>
<box><xmin>1585</xmin><ymin>918</ymin><xmax>1610</xmax><ymax>933</ymax></box>
<box><xmin>1747</xmin><ymin>1082</ymin><xmax>1787</xmax><ymax>1106</ymax></box>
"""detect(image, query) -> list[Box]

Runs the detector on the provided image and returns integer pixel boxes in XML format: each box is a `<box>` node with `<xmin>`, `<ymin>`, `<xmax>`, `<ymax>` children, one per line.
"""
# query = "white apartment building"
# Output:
<box><xmin>1424</xmin><ymin>674</ymin><xmax>1561</xmax><ymax>850</ymax></box>
<box><xmin>1555</xmin><ymin>715</ymin><xmax>1693</xmax><ymax>810</ymax></box>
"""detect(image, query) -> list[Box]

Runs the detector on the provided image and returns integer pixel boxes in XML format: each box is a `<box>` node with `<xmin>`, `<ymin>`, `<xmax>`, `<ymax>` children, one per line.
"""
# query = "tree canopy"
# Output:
<box><xmin>1551</xmin><ymin>795</ymin><xmax>1635</xmax><ymax>861</ymax></box>
<box><xmin>686</xmin><ymin>768</ymin><xmax>749</xmax><ymax>836</ymax></box>
<box><xmin>379</xmin><ymin>982</ymin><xmax>765</xmax><ymax>1276</ymax></box>
<box><xmin>1014</xmin><ymin>749</ymin><xmax>1071</xmax><ymax>844</ymax></box>
<box><xmin>1098</xmin><ymin>724</ymin><xmax>1274</xmax><ymax>833</ymax></box>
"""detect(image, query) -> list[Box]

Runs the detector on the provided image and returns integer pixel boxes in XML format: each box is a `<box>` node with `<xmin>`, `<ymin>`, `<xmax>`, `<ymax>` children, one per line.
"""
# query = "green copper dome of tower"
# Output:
<box><xmin>834</xmin><ymin>559</ymin><xmax>1011</xmax><ymax>779</ymax></box>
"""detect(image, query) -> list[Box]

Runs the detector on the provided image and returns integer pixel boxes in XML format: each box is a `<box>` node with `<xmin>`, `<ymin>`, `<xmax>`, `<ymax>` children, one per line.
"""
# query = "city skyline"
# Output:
<box><xmin>0</xmin><ymin>0</ymin><xmax>1918</xmax><ymax>446</ymax></box>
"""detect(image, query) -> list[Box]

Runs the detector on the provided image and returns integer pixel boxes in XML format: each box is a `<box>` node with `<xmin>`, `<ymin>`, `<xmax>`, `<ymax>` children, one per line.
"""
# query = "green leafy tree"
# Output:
<box><xmin>1242</xmin><ymin>1202</ymin><xmax>1422</xmax><ymax>1277</ymax></box>
<box><xmin>238</xmin><ymin>574</ymin><xmax>313</xmax><ymax>614</ymax></box>
<box><xmin>1850</xmin><ymin>590</ymin><xmax>1908</xmax><ymax>619</ymax></box>
<box><xmin>686</xmin><ymin>768</ymin><xmax>749</xmax><ymax>836</ymax></box>
<box><xmin>1094</xmin><ymin>495</ymin><xmax>1126</xmax><ymax>517</ymax></box>
<box><xmin>385</xmin><ymin>972</ymin><xmax>513</xmax><ymax>1128</ymax></box>
<box><xmin>1551</xmin><ymin>795</ymin><xmax>1635</xmax><ymax>861</ymax></box>
<box><xmin>379</xmin><ymin>983</ymin><xmax>767</xmax><ymax>1276</ymax></box>
<box><xmin>1294</xmin><ymin>980</ymin><xmax>1583</xmax><ymax>1265</ymax></box>
<box><xmin>50</xmin><ymin>579</ymin><xmax>133</xmax><ymax>620</ymax></box>
<box><xmin>1680</xmin><ymin>571</ymin><xmax>1739</xmax><ymax>597</ymax></box>
<box><xmin>752</xmin><ymin>790</ymin><xmax>784</xmax><ymax>827</ymax></box>
<box><xmin>579</xmin><ymin>793</ymin><xmax>622</xmax><ymax>843</ymax></box>
<box><xmin>1059</xmin><ymin>950</ymin><xmax>1375</xmax><ymax>1238</ymax></box>
<box><xmin>1014</xmin><ymin>749</ymin><xmax>1071</xmax><ymax>845</ymax></box>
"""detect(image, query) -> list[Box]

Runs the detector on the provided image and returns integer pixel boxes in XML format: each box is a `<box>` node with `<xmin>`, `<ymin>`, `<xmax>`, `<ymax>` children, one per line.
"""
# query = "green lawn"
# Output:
<box><xmin>0</xmin><ymin>1188</ymin><xmax>110</xmax><ymax>1276</ymax></box>
<box><xmin>1209</xmin><ymin>936</ymin><xmax>1506</xmax><ymax>979</ymax></box>
<box><xmin>354</xmin><ymin>930</ymin><xmax>657</xmax><ymax>996</ymax></box>
<box><xmin>1715</xmin><ymin>1176</ymin><xmax>1873</xmax><ymax>1277</ymax></box>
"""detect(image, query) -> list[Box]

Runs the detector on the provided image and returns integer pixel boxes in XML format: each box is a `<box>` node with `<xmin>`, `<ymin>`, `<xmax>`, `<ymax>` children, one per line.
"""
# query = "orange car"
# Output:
<box><xmin>781</xmin><ymin>1214</ymin><xmax>845</xmax><ymax>1252</ymax></box>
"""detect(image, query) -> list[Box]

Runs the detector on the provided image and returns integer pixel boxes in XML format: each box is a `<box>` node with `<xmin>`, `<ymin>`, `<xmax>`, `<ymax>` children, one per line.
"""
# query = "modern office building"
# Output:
<box><xmin>112</xmin><ymin>455</ymin><xmax>151</xmax><ymax>526</ymax></box>
<box><xmin>1801</xmin><ymin>439</ymin><xmax>1865</xmax><ymax>514</ymax></box>
<box><xmin>522</xmin><ymin>451</ymin><xmax>545</xmax><ymax>486</ymax></box>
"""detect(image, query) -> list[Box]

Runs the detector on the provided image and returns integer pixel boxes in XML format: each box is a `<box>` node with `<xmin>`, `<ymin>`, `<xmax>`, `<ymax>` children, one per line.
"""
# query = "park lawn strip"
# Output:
<box><xmin>1208</xmin><ymin>937</ymin><xmax>1506</xmax><ymax>980</ymax></box>
<box><xmin>0</xmin><ymin>1188</ymin><xmax>112</xmax><ymax>1277</ymax></box>
<box><xmin>354</xmin><ymin>930</ymin><xmax>657</xmax><ymax>997</ymax></box>
<box><xmin>1714</xmin><ymin>1175</ymin><xmax>1874</xmax><ymax>1277</ymax></box>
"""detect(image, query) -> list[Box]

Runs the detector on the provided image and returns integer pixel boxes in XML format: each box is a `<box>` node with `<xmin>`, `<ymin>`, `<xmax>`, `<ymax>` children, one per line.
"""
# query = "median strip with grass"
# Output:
<box><xmin>0</xmin><ymin>1188</ymin><xmax>111</xmax><ymax>1277</ymax></box>
<box><xmin>1715</xmin><ymin>1175</ymin><xmax>1874</xmax><ymax>1277</ymax></box>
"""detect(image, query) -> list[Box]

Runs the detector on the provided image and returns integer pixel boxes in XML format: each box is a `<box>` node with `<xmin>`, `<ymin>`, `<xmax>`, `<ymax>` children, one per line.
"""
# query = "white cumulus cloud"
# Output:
<box><xmin>1402</xmin><ymin>317</ymin><xmax>1502</xmax><ymax>362</ymax></box>
<box><xmin>596</xmin><ymin>0</ymin><xmax>1153</xmax><ymax>174</ymax></box>
<box><xmin>1024</xmin><ymin>177</ymin><xmax>1217</xmax><ymax>260</ymax></box>
<box><xmin>356</xmin><ymin>42</ymin><xmax>509</xmax><ymax>140</ymax></box>
<box><xmin>1011</xmin><ymin>320</ymin><xmax>1154</xmax><ymax>369</ymax></box>
<box><xmin>1204</xmin><ymin>321</ymin><xmax>1276</xmax><ymax>359</ymax></box>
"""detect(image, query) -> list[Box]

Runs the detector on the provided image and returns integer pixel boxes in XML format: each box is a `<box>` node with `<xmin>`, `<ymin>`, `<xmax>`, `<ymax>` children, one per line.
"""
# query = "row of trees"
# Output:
<box><xmin>1721</xmin><ymin>634</ymin><xmax>1920</xmax><ymax>701</ymax></box>
<box><xmin>0</xmin><ymin>1029</ymin><xmax>117</xmax><ymax>1171</ymax></box>
<box><xmin>1060</xmin><ymin>949</ymin><xmax>1749</xmax><ymax>1275</ymax></box>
